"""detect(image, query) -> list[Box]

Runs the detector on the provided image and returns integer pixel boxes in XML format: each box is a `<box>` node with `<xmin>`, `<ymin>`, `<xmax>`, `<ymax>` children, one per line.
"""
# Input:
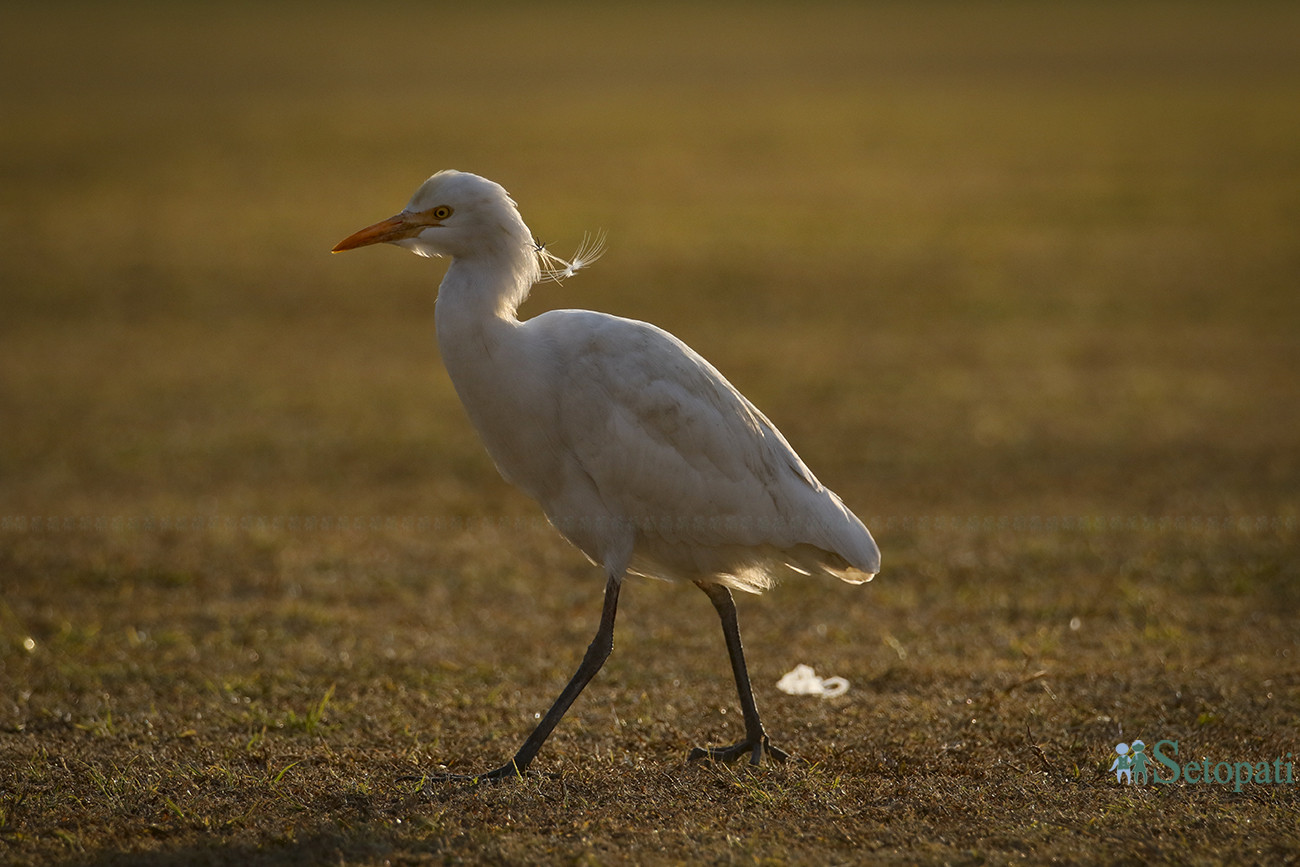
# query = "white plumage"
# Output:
<box><xmin>334</xmin><ymin>170</ymin><xmax>879</xmax><ymax>782</ymax></box>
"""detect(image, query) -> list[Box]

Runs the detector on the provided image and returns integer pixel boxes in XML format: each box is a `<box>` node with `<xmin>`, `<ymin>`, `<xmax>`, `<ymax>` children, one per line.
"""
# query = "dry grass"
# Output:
<box><xmin>2</xmin><ymin>2</ymin><xmax>1299</xmax><ymax>864</ymax></box>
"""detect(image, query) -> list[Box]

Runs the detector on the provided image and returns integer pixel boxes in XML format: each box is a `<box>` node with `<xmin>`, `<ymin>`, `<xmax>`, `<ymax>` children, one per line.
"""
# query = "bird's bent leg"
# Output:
<box><xmin>509</xmin><ymin>570</ymin><xmax>622</xmax><ymax>771</ymax></box>
<box><xmin>408</xmin><ymin>571</ymin><xmax>623</xmax><ymax>787</ymax></box>
<box><xmin>688</xmin><ymin>581</ymin><xmax>790</xmax><ymax>766</ymax></box>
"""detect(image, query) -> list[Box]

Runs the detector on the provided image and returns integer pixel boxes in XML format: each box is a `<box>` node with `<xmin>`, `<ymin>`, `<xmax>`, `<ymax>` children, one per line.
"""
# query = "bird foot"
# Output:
<box><xmin>688</xmin><ymin>734</ymin><xmax>790</xmax><ymax>766</ymax></box>
<box><xmin>399</xmin><ymin>761</ymin><xmax>526</xmax><ymax>788</ymax></box>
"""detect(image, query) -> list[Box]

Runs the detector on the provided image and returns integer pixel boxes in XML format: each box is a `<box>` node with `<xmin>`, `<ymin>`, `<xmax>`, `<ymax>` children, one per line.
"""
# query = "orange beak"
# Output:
<box><xmin>332</xmin><ymin>210</ymin><xmax>443</xmax><ymax>253</ymax></box>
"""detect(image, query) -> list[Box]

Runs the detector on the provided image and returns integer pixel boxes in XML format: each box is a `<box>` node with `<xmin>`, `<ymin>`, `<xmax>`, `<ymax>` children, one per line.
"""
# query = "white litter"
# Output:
<box><xmin>776</xmin><ymin>664</ymin><xmax>849</xmax><ymax>698</ymax></box>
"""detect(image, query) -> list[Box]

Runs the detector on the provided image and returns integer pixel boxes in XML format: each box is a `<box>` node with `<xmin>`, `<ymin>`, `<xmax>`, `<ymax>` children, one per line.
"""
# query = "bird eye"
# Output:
<box><xmin>431</xmin><ymin>205</ymin><xmax>453</xmax><ymax>220</ymax></box>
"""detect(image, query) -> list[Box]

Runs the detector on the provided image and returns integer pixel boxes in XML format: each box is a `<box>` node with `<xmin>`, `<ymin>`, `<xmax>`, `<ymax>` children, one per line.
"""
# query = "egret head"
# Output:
<box><xmin>332</xmin><ymin>170</ymin><xmax>531</xmax><ymax>261</ymax></box>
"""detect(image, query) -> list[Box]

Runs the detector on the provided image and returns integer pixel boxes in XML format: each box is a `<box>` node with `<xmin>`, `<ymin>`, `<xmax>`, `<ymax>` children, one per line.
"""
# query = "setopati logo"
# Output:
<box><xmin>1111</xmin><ymin>740</ymin><xmax>1295</xmax><ymax>791</ymax></box>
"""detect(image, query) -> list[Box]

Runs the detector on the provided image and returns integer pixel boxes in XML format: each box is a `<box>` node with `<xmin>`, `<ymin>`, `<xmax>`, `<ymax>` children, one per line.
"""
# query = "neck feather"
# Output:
<box><xmin>439</xmin><ymin>243</ymin><xmax>538</xmax><ymax>320</ymax></box>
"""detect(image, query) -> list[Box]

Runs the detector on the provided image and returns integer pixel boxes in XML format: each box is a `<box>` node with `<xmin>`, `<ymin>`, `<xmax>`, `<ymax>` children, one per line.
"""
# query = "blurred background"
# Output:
<box><xmin>2</xmin><ymin>5</ymin><xmax>1299</xmax><ymax>860</ymax></box>
<box><xmin>3</xmin><ymin>2</ymin><xmax>1297</xmax><ymax>530</ymax></box>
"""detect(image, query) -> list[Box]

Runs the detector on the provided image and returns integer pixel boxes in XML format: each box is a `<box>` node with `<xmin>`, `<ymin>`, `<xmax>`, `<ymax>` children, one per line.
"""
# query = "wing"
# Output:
<box><xmin>533</xmin><ymin>310</ymin><xmax>878</xmax><ymax>591</ymax></box>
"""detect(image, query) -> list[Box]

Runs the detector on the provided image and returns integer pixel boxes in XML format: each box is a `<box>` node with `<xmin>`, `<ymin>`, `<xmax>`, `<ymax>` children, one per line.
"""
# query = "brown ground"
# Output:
<box><xmin>2</xmin><ymin>3</ymin><xmax>1298</xmax><ymax>864</ymax></box>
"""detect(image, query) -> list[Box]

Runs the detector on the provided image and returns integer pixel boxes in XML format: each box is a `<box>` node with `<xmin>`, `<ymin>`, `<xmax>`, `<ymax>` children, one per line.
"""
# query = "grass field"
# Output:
<box><xmin>2</xmin><ymin>2</ymin><xmax>1299</xmax><ymax>864</ymax></box>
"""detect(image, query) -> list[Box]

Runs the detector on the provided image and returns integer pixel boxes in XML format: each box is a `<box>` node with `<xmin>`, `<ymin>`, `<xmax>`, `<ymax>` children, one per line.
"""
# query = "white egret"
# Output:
<box><xmin>333</xmin><ymin>170</ymin><xmax>879</xmax><ymax>782</ymax></box>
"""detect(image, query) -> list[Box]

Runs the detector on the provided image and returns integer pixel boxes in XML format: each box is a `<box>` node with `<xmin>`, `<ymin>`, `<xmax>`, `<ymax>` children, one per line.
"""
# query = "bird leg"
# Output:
<box><xmin>405</xmin><ymin>571</ymin><xmax>623</xmax><ymax>787</ymax></box>
<box><xmin>688</xmin><ymin>581</ymin><xmax>790</xmax><ymax>766</ymax></box>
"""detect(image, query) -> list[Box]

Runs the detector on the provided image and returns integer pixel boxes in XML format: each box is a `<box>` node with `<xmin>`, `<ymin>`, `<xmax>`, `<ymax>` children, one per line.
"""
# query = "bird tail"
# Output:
<box><xmin>782</xmin><ymin>540</ymin><xmax>878</xmax><ymax>585</ymax></box>
<box><xmin>796</xmin><ymin>494</ymin><xmax>880</xmax><ymax>583</ymax></box>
